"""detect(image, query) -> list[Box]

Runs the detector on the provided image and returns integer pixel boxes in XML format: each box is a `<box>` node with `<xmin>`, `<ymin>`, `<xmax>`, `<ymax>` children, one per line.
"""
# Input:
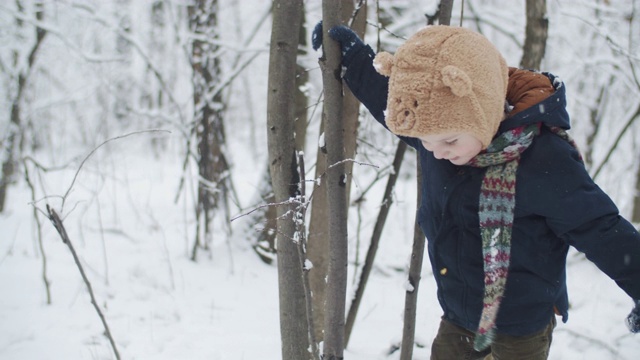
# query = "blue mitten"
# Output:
<box><xmin>311</xmin><ymin>21</ymin><xmax>366</xmax><ymax>67</ymax></box>
<box><xmin>626</xmin><ymin>299</ymin><xmax>640</xmax><ymax>333</ymax></box>
<box><xmin>311</xmin><ymin>21</ymin><xmax>325</xmax><ymax>51</ymax></box>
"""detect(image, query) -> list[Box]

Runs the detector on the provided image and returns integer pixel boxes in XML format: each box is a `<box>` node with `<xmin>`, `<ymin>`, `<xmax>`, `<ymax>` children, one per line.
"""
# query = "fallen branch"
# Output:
<box><xmin>46</xmin><ymin>205</ymin><xmax>121</xmax><ymax>360</ymax></box>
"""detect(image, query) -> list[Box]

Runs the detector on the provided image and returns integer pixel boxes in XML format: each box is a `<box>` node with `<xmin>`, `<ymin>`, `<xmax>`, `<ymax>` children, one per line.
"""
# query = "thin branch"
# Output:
<box><xmin>326</xmin><ymin>158</ymin><xmax>379</xmax><ymax>172</ymax></box>
<box><xmin>592</xmin><ymin>103</ymin><xmax>640</xmax><ymax>180</ymax></box>
<box><xmin>365</xmin><ymin>20</ymin><xmax>407</xmax><ymax>41</ymax></box>
<box><xmin>60</xmin><ymin>129</ymin><xmax>170</xmax><ymax>211</ymax></box>
<box><xmin>295</xmin><ymin>152</ymin><xmax>321</xmax><ymax>360</ymax></box>
<box><xmin>345</xmin><ymin>141</ymin><xmax>407</xmax><ymax>347</ymax></box>
<box><xmin>46</xmin><ymin>205</ymin><xmax>121</xmax><ymax>360</ymax></box>
<box><xmin>66</xmin><ymin>1</ymin><xmax>188</xmax><ymax>123</ymax></box>
<box><xmin>24</xmin><ymin>160</ymin><xmax>51</xmax><ymax>304</ymax></box>
<box><xmin>231</xmin><ymin>159</ymin><xmax>377</xmax><ymax>223</ymax></box>
<box><xmin>560</xmin><ymin>10</ymin><xmax>640</xmax><ymax>63</ymax></box>
<box><xmin>230</xmin><ymin>197</ymin><xmax>303</xmax><ymax>222</ymax></box>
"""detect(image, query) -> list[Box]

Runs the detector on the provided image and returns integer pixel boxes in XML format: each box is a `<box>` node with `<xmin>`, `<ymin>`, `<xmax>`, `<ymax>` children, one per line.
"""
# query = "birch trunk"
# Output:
<box><xmin>319</xmin><ymin>0</ymin><xmax>349</xmax><ymax>358</ymax></box>
<box><xmin>308</xmin><ymin>0</ymin><xmax>365</xmax><ymax>343</ymax></box>
<box><xmin>265</xmin><ymin>1</ymin><xmax>311</xmax><ymax>358</ymax></box>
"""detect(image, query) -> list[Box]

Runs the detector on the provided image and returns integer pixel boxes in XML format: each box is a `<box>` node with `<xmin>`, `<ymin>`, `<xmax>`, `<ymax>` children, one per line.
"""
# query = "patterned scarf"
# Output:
<box><xmin>466</xmin><ymin>124</ymin><xmax>580</xmax><ymax>351</ymax></box>
<box><xmin>466</xmin><ymin>123</ymin><xmax>541</xmax><ymax>351</ymax></box>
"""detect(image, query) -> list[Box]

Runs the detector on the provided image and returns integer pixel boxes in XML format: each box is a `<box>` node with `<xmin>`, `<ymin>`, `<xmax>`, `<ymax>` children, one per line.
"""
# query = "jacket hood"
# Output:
<box><xmin>498</xmin><ymin>69</ymin><xmax>570</xmax><ymax>133</ymax></box>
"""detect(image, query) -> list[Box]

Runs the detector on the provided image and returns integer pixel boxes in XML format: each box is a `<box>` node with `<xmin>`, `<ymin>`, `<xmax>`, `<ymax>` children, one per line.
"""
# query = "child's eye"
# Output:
<box><xmin>445</xmin><ymin>139</ymin><xmax>458</xmax><ymax>145</ymax></box>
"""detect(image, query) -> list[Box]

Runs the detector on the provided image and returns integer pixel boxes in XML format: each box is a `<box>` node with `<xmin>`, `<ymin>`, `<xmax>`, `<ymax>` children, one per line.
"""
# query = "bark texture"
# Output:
<box><xmin>319</xmin><ymin>0</ymin><xmax>349</xmax><ymax>358</ymax></box>
<box><xmin>265</xmin><ymin>1</ymin><xmax>311</xmax><ymax>359</ymax></box>
<box><xmin>520</xmin><ymin>0</ymin><xmax>548</xmax><ymax>70</ymax></box>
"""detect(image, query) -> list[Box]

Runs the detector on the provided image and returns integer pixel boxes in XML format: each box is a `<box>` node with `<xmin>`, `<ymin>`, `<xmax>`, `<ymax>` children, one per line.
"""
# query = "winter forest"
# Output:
<box><xmin>1</xmin><ymin>0</ymin><xmax>640</xmax><ymax>359</ymax></box>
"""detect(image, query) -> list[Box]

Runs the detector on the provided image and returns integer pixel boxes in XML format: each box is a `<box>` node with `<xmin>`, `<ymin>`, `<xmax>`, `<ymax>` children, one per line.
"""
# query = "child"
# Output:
<box><xmin>312</xmin><ymin>23</ymin><xmax>640</xmax><ymax>359</ymax></box>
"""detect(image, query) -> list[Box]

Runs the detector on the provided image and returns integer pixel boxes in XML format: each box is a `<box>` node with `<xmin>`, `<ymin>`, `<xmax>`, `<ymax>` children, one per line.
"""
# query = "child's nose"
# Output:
<box><xmin>433</xmin><ymin>147</ymin><xmax>450</xmax><ymax>159</ymax></box>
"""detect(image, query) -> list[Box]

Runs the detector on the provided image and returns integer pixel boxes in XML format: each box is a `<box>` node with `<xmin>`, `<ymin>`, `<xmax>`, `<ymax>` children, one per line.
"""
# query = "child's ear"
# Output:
<box><xmin>373</xmin><ymin>52</ymin><xmax>394</xmax><ymax>77</ymax></box>
<box><xmin>441</xmin><ymin>65</ymin><xmax>472</xmax><ymax>97</ymax></box>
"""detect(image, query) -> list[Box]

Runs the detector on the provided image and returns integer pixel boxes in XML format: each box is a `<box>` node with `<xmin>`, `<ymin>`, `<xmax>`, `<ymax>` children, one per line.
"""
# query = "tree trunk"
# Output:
<box><xmin>295</xmin><ymin>4</ymin><xmax>309</xmax><ymax>154</ymax></box>
<box><xmin>0</xmin><ymin>1</ymin><xmax>46</xmax><ymax>213</ymax></box>
<box><xmin>342</xmin><ymin>2</ymin><xmax>366</xmax><ymax>202</ymax></box>
<box><xmin>520</xmin><ymin>0</ymin><xmax>548</xmax><ymax>70</ymax></box>
<box><xmin>247</xmin><ymin>3</ymin><xmax>308</xmax><ymax>264</ymax></box>
<box><xmin>320</xmin><ymin>0</ymin><xmax>349</xmax><ymax>358</ymax></box>
<box><xmin>399</xmin><ymin>3</ymin><xmax>453</xmax><ymax>358</ymax></box>
<box><xmin>266</xmin><ymin>1</ymin><xmax>311</xmax><ymax>359</ymax></box>
<box><xmin>189</xmin><ymin>0</ymin><xmax>230</xmax><ymax>261</ymax></box>
<box><xmin>308</xmin><ymin>0</ymin><xmax>365</xmax><ymax>343</ymax></box>
<box><xmin>399</xmin><ymin>155</ymin><xmax>425</xmax><ymax>360</ymax></box>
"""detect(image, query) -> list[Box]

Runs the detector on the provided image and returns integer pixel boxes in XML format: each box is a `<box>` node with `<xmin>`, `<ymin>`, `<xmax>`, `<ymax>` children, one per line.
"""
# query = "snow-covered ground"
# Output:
<box><xmin>2</xmin><ymin>0</ymin><xmax>640</xmax><ymax>358</ymax></box>
<box><xmin>1</xmin><ymin>135</ymin><xmax>638</xmax><ymax>360</ymax></box>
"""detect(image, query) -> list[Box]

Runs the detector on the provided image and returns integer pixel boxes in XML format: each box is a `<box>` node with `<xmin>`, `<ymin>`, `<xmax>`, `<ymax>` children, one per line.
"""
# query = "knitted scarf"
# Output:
<box><xmin>466</xmin><ymin>123</ymin><xmax>541</xmax><ymax>351</ymax></box>
<box><xmin>466</xmin><ymin>124</ymin><xmax>580</xmax><ymax>351</ymax></box>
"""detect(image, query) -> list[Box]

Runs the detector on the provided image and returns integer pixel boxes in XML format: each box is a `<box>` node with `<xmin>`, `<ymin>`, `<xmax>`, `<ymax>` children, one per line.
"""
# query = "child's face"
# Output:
<box><xmin>418</xmin><ymin>132</ymin><xmax>483</xmax><ymax>165</ymax></box>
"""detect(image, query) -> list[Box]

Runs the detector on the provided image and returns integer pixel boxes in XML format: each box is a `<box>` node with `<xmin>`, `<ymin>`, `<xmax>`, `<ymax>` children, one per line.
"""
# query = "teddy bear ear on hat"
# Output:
<box><xmin>373</xmin><ymin>51</ymin><xmax>394</xmax><ymax>77</ymax></box>
<box><xmin>441</xmin><ymin>65</ymin><xmax>473</xmax><ymax>97</ymax></box>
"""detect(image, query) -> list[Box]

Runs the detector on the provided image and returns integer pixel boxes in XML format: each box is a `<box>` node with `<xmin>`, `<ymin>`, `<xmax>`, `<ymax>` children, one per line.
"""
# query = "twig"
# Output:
<box><xmin>326</xmin><ymin>157</ymin><xmax>379</xmax><ymax>171</ymax></box>
<box><xmin>46</xmin><ymin>205</ymin><xmax>121</xmax><ymax>360</ymax></box>
<box><xmin>24</xmin><ymin>160</ymin><xmax>51</xmax><ymax>304</ymax></box>
<box><xmin>230</xmin><ymin>197</ymin><xmax>305</xmax><ymax>222</ymax></box>
<box><xmin>365</xmin><ymin>20</ymin><xmax>407</xmax><ymax>41</ymax></box>
<box><xmin>231</xmin><ymin>159</ymin><xmax>377</xmax><ymax>223</ymax></box>
<box><xmin>61</xmin><ymin>129</ymin><xmax>170</xmax><ymax>211</ymax></box>
<box><xmin>344</xmin><ymin>141</ymin><xmax>407</xmax><ymax>347</ymax></box>
<box><xmin>592</xmin><ymin>102</ymin><xmax>640</xmax><ymax>180</ymax></box>
<box><xmin>295</xmin><ymin>152</ymin><xmax>320</xmax><ymax>360</ymax></box>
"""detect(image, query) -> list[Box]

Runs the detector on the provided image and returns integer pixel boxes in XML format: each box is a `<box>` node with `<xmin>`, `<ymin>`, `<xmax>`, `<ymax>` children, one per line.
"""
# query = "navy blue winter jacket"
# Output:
<box><xmin>342</xmin><ymin>45</ymin><xmax>640</xmax><ymax>336</ymax></box>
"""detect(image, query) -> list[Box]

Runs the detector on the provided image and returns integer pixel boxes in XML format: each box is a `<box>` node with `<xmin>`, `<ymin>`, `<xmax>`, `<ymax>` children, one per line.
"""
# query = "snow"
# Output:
<box><xmin>403</xmin><ymin>279</ymin><xmax>415</xmax><ymax>293</ymax></box>
<box><xmin>1</xmin><ymin>136</ymin><xmax>638</xmax><ymax>360</ymax></box>
<box><xmin>305</xmin><ymin>259</ymin><xmax>313</xmax><ymax>270</ymax></box>
<box><xmin>1</xmin><ymin>0</ymin><xmax>640</xmax><ymax>359</ymax></box>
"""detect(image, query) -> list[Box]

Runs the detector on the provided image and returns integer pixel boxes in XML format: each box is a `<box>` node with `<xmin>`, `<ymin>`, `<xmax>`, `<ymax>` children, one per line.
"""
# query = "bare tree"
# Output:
<box><xmin>0</xmin><ymin>0</ymin><xmax>46</xmax><ymax>212</ymax></box>
<box><xmin>249</xmin><ymin>3</ymin><xmax>308</xmax><ymax>264</ymax></box>
<box><xmin>308</xmin><ymin>0</ymin><xmax>366</xmax><ymax>342</ymax></box>
<box><xmin>520</xmin><ymin>0</ymin><xmax>548</xmax><ymax>70</ymax></box>
<box><xmin>400</xmin><ymin>157</ymin><xmax>425</xmax><ymax>360</ymax></box>
<box><xmin>265</xmin><ymin>1</ymin><xmax>313</xmax><ymax>359</ymax></box>
<box><xmin>188</xmin><ymin>0</ymin><xmax>232</xmax><ymax>261</ymax></box>
<box><xmin>113</xmin><ymin>0</ymin><xmax>133</xmax><ymax>123</ymax></box>
<box><xmin>319</xmin><ymin>0</ymin><xmax>349</xmax><ymax>357</ymax></box>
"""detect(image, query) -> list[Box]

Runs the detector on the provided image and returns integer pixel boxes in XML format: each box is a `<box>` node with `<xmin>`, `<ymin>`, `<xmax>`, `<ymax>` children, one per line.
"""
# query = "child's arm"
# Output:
<box><xmin>312</xmin><ymin>23</ymin><xmax>420</xmax><ymax>149</ymax></box>
<box><xmin>525</xmin><ymin>130</ymin><xmax>640</xmax><ymax>325</ymax></box>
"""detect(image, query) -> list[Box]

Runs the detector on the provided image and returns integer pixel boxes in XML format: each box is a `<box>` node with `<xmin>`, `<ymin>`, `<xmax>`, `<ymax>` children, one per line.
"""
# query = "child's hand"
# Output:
<box><xmin>311</xmin><ymin>21</ymin><xmax>365</xmax><ymax>67</ymax></box>
<box><xmin>311</xmin><ymin>21</ymin><xmax>325</xmax><ymax>51</ymax></box>
<box><xmin>626</xmin><ymin>299</ymin><xmax>640</xmax><ymax>333</ymax></box>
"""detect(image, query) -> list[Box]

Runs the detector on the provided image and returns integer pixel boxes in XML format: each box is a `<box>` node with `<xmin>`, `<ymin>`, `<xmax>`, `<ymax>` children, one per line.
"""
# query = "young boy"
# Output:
<box><xmin>312</xmin><ymin>24</ymin><xmax>640</xmax><ymax>359</ymax></box>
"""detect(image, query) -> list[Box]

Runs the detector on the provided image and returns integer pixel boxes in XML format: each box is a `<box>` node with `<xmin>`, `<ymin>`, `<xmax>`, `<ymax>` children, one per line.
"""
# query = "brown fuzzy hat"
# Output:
<box><xmin>374</xmin><ymin>26</ymin><xmax>509</xmax><ymax>148</ymax></box>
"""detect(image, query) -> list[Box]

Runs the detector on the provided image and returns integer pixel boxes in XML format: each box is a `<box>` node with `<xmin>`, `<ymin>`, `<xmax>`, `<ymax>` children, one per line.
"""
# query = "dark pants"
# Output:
<box><xmin>430</xmin><ymin>317</ymin><xmax>556</xmax><ymax>360</ymax></box>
